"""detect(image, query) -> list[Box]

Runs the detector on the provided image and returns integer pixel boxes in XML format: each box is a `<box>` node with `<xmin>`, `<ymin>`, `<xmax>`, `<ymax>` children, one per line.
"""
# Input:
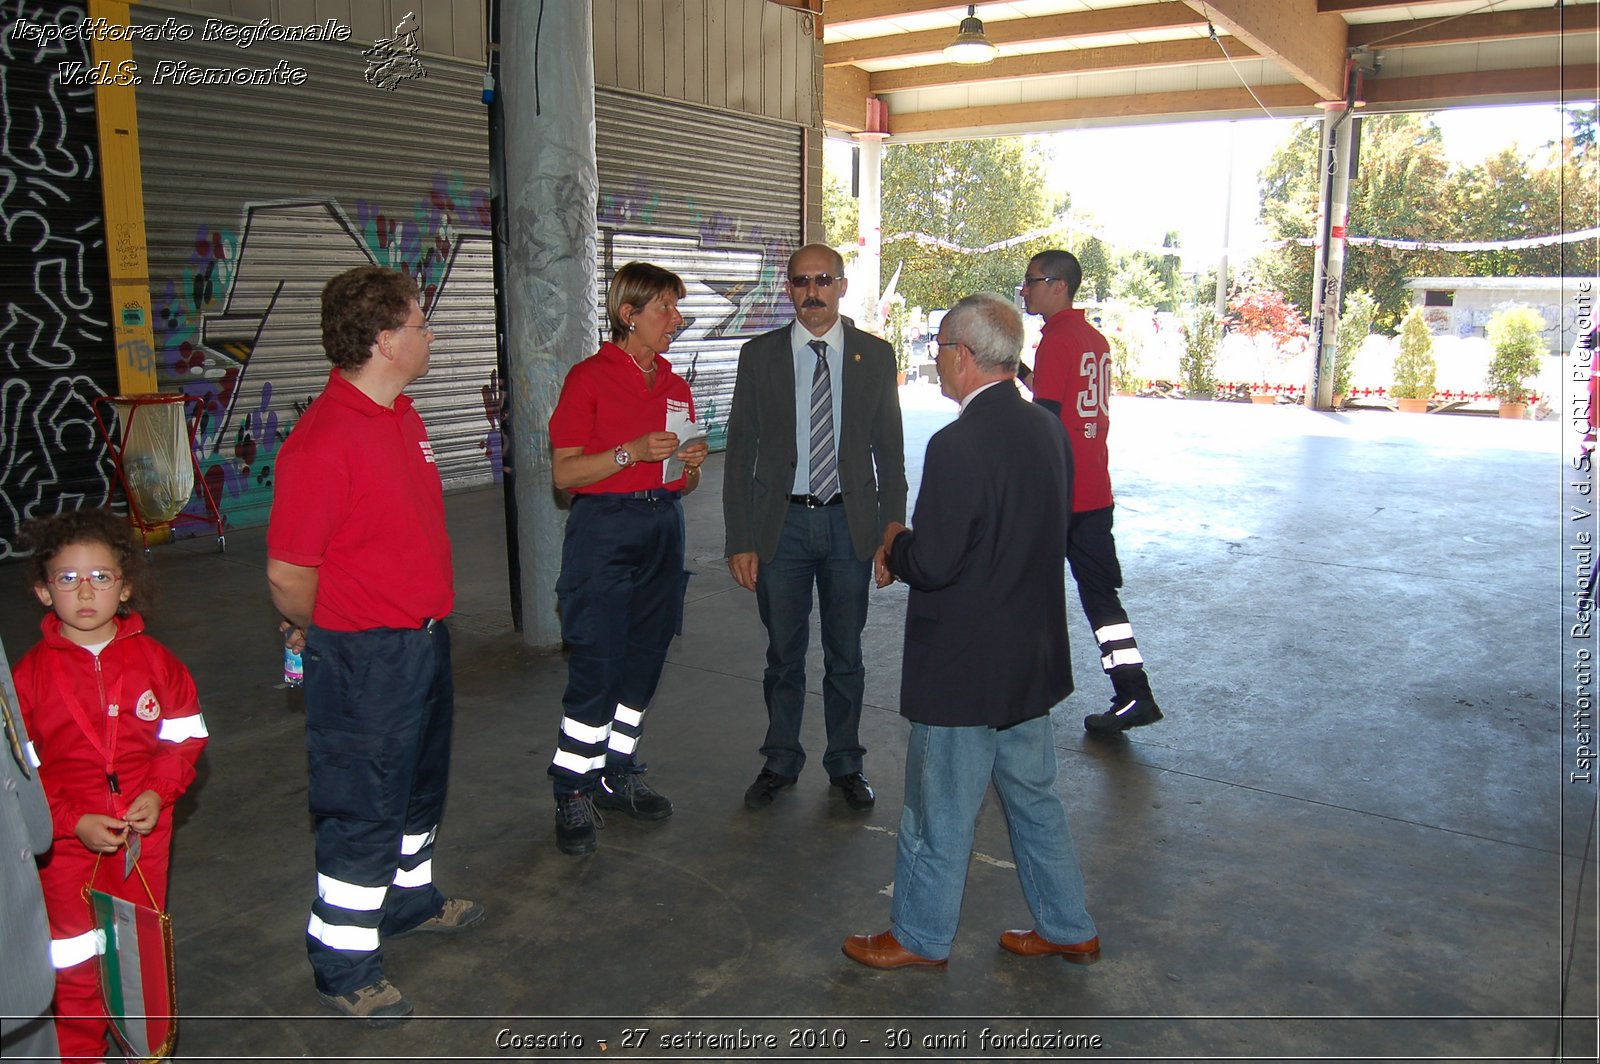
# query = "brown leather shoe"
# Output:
<box><xmin>998</xmin><ymin>929</ymin><xmax>1101</xmax><ymax>964</ymax></box>
<box><xmin>842</xmin><ymin>930</ymin><xmax>947</xmax><ymax>970</ymax></box>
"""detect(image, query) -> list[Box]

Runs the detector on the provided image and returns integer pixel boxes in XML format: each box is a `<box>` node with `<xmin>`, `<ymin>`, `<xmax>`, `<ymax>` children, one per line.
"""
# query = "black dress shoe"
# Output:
<box><xmin>1084</xmin><ymin>696</ymin><xmax>1163</xmax><ymax>736</ymax></box>
<box><xmin>829</xmin><ymin>772</ymin><xmax>875</xmax><ymax>810</ymax></box>
<box><xmin>744</xmin><ymin>769</ymin><xmax>796</xmax><ymax>810</ymax></box>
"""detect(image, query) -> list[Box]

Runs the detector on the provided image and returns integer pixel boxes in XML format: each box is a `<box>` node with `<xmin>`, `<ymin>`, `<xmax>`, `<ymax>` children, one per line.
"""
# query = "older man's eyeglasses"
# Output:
<box><xmin>788</xmin><ymin>274</ymin><xmax>837</xmax><ymax>289</ymax></box>
<box><xmin>48</xmin><ymin>569</ymin><xmax>122</xmax><ymax>591</ymax></box>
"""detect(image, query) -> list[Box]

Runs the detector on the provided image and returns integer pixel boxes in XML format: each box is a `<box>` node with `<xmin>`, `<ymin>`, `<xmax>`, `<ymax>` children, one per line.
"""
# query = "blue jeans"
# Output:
<box><xmin>754</xmin><ymin>502</ymin><xmax>869</xmax><ymax>779</ymax></box>
<box><xmin>890</xmin><ymin>715</ymin><xmax>1097</xmax><ymax>961</ymax></box>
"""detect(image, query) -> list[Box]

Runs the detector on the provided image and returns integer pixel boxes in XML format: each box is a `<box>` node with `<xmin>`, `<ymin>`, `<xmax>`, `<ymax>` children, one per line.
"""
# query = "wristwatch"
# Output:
<box><xmin>613</xmin><ymin>445</ymin><xmax>633</xmax><ymax>467</ymax></box>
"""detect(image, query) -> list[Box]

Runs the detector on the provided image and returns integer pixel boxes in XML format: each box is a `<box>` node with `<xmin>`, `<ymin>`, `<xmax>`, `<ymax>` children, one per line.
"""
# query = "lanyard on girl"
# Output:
<box><xmin>50</xmin><ymin>647</ymin><xmax>127</xmax><ymax>810</ymax></box>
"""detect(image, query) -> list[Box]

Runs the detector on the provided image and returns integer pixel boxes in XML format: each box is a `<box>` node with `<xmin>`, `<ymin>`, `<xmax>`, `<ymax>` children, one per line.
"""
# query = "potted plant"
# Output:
<box><xmin>1179</xmin><ymin>305</ymin><xmax>1221</xmax><ymax>400</ymax></box>
<box><xmin>1333</xmin><ymin>289</ymin><xmax>1378</xmax><ymax>408</ymax></box>
<box><xmin>1485</xmin><ymin>305</ymin><xmax>1546</xmax><ymax>419</ymax></box>
<box><xmin>1391</xmin><ymin>307</ymin><xmax>1437</xmax><ymax>413</ymax></box>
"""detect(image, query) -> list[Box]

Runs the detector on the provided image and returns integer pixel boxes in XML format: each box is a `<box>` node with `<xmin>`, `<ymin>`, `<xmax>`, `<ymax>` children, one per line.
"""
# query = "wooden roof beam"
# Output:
<box><xmin>1184</xmin><ymin>0</ymin><xmax>1347</xmax><ymax>101</ymax></box>
<box><xmin>823</xmin><ymin>3</ymin><xmax>1205</xmax><ymax>66</ymax></box>
<box><xmin>823</xmin><ymin>0</ymin><xmax>970</xmax><ymax>26</ymax></box>
<box><xmin>868</xmin><ymin>36</ymin><xmax>1255</xmax><ymax>95</ymax></box>
<box><xmin>886</xmin><ymin>83</ymin><xmax>1323</xmax><ymax>137</ymax></box>
<box><xmin>823</xmin><ymin>63</ymin><xmax>872</xmax><ymax>132</ymax></box>
<box><xmin>1317</xmin><ymin>0</ymin><xmax>1463</xmax><ymax>13</ymax></box>
<box><xmin>1348</xmin><ymin>7</ymin><xmax>1586</xmax><ymax>50</ymax></box>
<box><xmin>1361</xmin><ymin>64</ymin><xmax>1599</xmax><ymax>107</ymax></box>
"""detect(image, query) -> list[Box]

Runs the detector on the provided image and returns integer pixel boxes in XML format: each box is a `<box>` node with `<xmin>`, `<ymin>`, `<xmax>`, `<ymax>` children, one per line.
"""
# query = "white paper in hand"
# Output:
<box><xmin>665</xmin><ymin>405</ymin><xmax>705</xmax><ymax>482</ymax></box>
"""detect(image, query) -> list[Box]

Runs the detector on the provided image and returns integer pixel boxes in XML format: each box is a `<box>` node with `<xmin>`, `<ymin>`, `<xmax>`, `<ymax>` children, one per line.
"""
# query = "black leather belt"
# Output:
<box><xmin>588</xmin><ymin>488</ymin><xmax>679</xmax><ymax>502</ymax></box>
<box><xmin>789</xmin><ymin>493</ymin><xmax>842</xmax><ymax>507</ymax></box>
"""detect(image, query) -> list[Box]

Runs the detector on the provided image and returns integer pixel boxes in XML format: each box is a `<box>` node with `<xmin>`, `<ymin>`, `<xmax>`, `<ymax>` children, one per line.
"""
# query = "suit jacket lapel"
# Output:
<box><xmin>770</xmin><ymin>328</ymin><xmax>797</xmax><ymax>456</ymax></box>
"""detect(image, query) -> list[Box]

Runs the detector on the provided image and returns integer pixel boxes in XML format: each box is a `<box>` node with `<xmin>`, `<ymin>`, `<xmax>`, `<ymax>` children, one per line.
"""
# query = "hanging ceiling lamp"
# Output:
<box><xmin>943</xmin><ymin>4</ymin><xmax>998</xmax><ymax>65</ymax></box>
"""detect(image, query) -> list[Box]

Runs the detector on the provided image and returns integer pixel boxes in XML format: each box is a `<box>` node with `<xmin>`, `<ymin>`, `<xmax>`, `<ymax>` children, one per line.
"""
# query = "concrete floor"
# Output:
<box><xmin>3</xmin><ymin>390</ymin><xmax>1593</xmax><ymax>1062</ymax></box>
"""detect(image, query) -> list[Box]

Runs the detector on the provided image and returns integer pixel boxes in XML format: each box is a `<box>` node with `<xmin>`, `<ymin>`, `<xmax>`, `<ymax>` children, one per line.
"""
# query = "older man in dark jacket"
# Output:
<box><xmin>843</xmin><ymin>292</ymin><xmax>1099</xmax><ymax>970</ymax></box>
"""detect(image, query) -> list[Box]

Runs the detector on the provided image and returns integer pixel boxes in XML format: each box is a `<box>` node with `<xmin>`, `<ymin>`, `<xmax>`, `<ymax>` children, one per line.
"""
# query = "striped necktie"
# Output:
<box><xmin>808</xmin><ymin>339</ymin><xmax>840</xmax><ymax>501</ymax></box>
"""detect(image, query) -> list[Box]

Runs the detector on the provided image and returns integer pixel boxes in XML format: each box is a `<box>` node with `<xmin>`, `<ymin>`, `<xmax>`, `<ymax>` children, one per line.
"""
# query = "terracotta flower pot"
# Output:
<box><xmin>1497</xmin><ymin>401</ymin><xmax>1528</xmax><ymax>420</ymax></box>
<box><xmin>1396</xmin><ymin>397</ymin><xmax>1429</xmax><ymax>414</ymax></box>
<box><xmin>1250</xmin><ymin>393</ymin><xmax>1277</xmax><ymax>405</ymax></box>
<box><xmin>1331</xmin><ymin>393</ymin><xmax>1346</xmax><ymax>409</ymax></box>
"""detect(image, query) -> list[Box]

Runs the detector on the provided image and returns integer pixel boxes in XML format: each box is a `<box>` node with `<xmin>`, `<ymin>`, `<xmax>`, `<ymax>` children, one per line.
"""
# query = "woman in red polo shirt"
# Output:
<box><xmin>545</xmin><ymin>261</ymin><xmax>709</xmax><ymax>856</ymax></box>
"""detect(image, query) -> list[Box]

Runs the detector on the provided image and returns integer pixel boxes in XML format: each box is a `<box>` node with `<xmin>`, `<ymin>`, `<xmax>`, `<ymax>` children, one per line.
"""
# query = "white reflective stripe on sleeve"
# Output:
<box><xmin>608</xmin><ymin>732</ymin><xmax>638</xmax><ymax>755</ymax></box>
<box><xmin>400</xmin><ymin>827</ymin><xmax>437</xmax><ymax>857</ymax></box>
<box><xmin>51</xmin><ymin>929</ymin><xmax>105</xmax><ymax>969</ymax></box>
<box><xmin>157</xmin><ymin>713</ymin><xmax>209</xmax><ymax>743</ymax></box>
<box><xmin>559</xmin><ymin>717</ymin><xmax>611</xmax><ymax>745</ymax></box>
<box><xmin>1100</xmin><ymin>648</ymin><xmax>1145</xmax><ymax>670</ymax></box>
<box><xmin>24</xmin><ymin>740</ymin><xmax>41</xmax><ymax>768</ymax></box>
<box><xmin>613</xmin><ymin>703</ymin><xmax>644</xmax><ymax>727</ymax></box>
<box><xmin>552</xmin><ymin>749</ymin><xmax>608</xmax><ymax>775</ymax></box>
<box><xmin>1093</xmin><ymin>623</ymin><xmax>1135</xmax><ymax>645</ymax></box>
<box><xmin>317</xmin><ymin>873</ymin><xmax>387</xmax><ymax>912</ymax></box>
<box><xmin>307</xmin><ymin>914</ymin><xmax>380</xmax><ymax>953</ymax></box>
<box><xmin>392</xmin><ymin>859</ymin><xmax>434</xmax><ymax>889</ymax></box>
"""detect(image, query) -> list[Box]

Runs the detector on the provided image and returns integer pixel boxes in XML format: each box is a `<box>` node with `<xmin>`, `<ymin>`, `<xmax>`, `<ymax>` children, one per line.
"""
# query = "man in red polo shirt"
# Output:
<box><xmin>267</xmin><ymin>266</ymin><xmax>482</xmax><ymax>1028</ymax></box>
<box><xmin>1021</xmin><ymin>249</ymin><xmax>1163</xmax><ymax>736</ymax></box>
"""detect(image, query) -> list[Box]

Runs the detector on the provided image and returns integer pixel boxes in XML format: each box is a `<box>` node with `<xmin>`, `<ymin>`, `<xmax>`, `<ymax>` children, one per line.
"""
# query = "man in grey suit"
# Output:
<box><xmin>843</xmin><ymin>292</ymin><xmax>1099</xmax><ymax>970</ymax></box>
<box><xmin>724</xmin><ymin>243</ymin><xmax>907</xmax><ymax>812</ymax></box>
<box><xmin>1</xmin><ymin>636</ymin><xmax>59</xmax><ymax>1059</ymax></box>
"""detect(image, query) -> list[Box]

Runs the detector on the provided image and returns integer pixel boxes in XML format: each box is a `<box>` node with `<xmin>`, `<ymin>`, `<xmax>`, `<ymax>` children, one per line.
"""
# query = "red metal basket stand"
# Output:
<box><xmin>92</xmin><ymin>394</ymin><xmax>226</xmax><ymax>552</ymax></box>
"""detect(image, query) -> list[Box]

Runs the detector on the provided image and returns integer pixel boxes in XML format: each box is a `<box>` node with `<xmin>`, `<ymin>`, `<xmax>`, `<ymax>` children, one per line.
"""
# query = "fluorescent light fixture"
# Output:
<box><xmin>943</xmin><ymin>5</ymin><xmax>997</xmax><ymax>66</ymax></box>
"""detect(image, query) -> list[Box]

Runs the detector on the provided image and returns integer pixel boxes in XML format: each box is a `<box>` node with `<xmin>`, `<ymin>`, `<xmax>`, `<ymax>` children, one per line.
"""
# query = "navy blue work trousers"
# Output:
<box><xmin>303</xmin><ymin>621</ymin><xmax>453</xmax><ymax>995</ymax></box>
<box><xmin>549</xmin><ymin>493</ymin><xmax>686</xmax><ymax>796</ymax></box>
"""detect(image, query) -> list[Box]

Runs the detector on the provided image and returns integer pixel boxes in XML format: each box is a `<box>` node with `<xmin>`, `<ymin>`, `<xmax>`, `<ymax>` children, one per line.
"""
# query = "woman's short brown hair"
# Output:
<box><xmin>321</xmin><ymin>266</ymin><xmax>420</xmax><ymax>371</ymax></box>
<box><xmin>21</xmin><ymin>508</ymin><xmax>149</xmax><ymax>615</ymax></box>
<box><xmin>605</xmin><ymin>262</ymin><xmax>686</xmax><ymax>344</ymax></box>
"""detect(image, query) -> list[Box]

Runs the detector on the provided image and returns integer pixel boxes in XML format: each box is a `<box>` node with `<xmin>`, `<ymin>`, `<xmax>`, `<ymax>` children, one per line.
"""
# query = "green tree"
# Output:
<box><xmin>1485</xmin><ymin>305</ymin><xmax>1547</xmax><ymax>401</ymax></box>
<box><xmin>1156</xmin><ymin>232</ymin><xmax>1182</xmax><ymax>312</ymax></box>
<box><xmin>1254</xmin><ymin>111</ymin><xmax>1597</xmax><ymax>328</ymax></box>
<box><xmin>1437</xmin><ymin>140</ymin><xmax>1596</xmax><ymax>279</ymax></box>
<box><xmin>1179</xmin><ymin>305</ymin><xmax>1222</xmax><ymax>396</ymax></box>
<box><xmin>1392</xmin><ymin>307</ymin><xmax>1437</xmax><ymax>400</ymax></box>
<box><xmin>880</xmin><ymin>137</ymin><xmax>1056</xmax><ymax>311</ymax></box>
<box><xmin>1076</xmin><ymin>236</ymin><xmax>1113</xmax><ymax>302</ymax></box>
<box><xmin>1333</xmin><ymin>289</ymin><xmax>1378</xmax><ymax>398</ymax></box>
<box><xmin>1255</xmin><ymin>114</ymin><xmax>1454</xmax><ymax>330</ymax></box>
<box><xmin>1109</xmin><ymin>255</ymin><xmax>1168</xmax><ymax>309</ymax></box>
<box><xmin>822</xmin><ymin>167</ymin><xmax>858</xmax><ymax>257</ymax></box>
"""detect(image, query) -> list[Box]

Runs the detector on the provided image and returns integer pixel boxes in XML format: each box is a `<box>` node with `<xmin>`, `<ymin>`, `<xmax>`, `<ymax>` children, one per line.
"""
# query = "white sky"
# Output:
<box><xmin>828</xmin><ymin>103</ymin><xmax>1580</xmax><ymax>268</ymax></box>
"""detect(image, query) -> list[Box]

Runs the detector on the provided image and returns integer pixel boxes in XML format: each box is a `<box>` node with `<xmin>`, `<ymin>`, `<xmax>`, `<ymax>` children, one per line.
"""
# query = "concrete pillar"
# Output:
<box><xmin>501</xmin><ymin>0</ymin><xmax>598</xmax><ymax>647</ymax></box>
<box><xmin>855</xmin><ymin>136</ymin><xmax>883</xmax><ymax>327</ymax></box>
<box><xmin>1216</xmin><ymin>120</ymin><xmax>1235</xmax><ymax>319</ymax></box>
<box><xmin>1307</xmin><ymin>105</ymin><xmax>1354</xmax><ymax>410</ymax></box>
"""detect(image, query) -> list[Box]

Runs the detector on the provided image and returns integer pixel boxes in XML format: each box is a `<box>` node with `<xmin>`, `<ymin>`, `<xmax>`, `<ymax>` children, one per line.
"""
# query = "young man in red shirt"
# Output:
<box><xmin>1020</xmin><ymin>250</ymin><xmax>1162</xmax><ymax>735</ymax></box>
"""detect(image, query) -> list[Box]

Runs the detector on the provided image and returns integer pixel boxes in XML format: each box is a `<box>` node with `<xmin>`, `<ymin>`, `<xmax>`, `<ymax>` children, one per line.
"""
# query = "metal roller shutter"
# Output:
<box><xmin>1</xmin><ymin>0</ymin><xmax>118</xmax><ymax>556</ymax></box>
<box><xmin>131</xmin><ymin>8</ymin><xmax>495</xmax><ymax>529</ymax></box>
<box><xmin>595</xmin><ymin>89</ymin><xmax>803</xmax><ymax>448</ymax></box>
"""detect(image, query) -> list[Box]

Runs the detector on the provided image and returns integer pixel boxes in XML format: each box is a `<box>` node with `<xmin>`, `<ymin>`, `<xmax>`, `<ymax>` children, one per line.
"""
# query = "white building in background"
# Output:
<box><xmin>1406</xmin><ymin>277</ymin><xmax>1586</xmax><ymax>352</ymax></box>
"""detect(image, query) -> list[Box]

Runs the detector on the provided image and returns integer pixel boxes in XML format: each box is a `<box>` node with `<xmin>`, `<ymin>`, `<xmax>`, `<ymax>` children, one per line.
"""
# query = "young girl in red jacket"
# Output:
<box><xmin>12</xmin><ymin>509</ymin><xmax>208</xmax><ymax>1061</ymax></box>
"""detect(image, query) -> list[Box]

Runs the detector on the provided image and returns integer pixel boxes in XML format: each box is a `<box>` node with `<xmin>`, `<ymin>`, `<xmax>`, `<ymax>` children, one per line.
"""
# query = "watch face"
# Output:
<box><xmin>615</xmin><ymin>447</ymin><xmax>629</xmax><ymax>466</ymax></box>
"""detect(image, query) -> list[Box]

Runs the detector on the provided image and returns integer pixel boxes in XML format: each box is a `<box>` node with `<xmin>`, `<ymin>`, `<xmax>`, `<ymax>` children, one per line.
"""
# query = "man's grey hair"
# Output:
<box><xmin>943</xmin><ymin>292</ymin><xmax>1023</xmax><ymax>374</ymax></box>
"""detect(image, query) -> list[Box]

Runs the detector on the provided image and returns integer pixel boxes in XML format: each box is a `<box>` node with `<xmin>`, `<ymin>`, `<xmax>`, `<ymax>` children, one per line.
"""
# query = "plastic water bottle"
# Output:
<box><xmin>283</xmin><ymin>633</ymin><xmax>304</xmax><ymax>688</ymax></box>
